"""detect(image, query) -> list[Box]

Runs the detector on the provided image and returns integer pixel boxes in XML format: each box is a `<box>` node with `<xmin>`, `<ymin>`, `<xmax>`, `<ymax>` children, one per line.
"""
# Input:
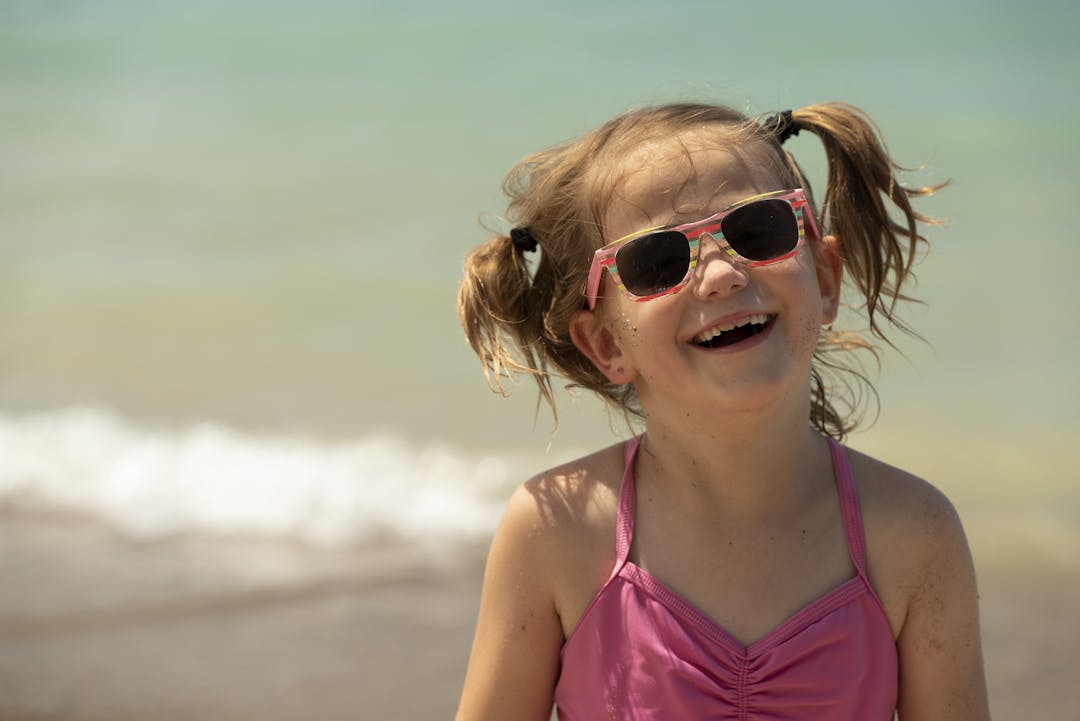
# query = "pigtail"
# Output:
<box><xmin>457</xmin><ymin>232</ymin><xmax>558</xmax><ymax>417</ymax></box>
<box><xmin>790</xmin><ymin>103</ymin><xmax>946</xmax><ymax>342</ymax></box>
<box><xmin>459</xmin><ymin>133</ymin><xmax>652</xmax><ymax>429</ymax></box>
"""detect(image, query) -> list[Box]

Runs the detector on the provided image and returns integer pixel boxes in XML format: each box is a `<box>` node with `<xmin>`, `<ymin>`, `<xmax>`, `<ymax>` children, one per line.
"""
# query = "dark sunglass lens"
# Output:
<box><xmin>615</xmin><ymin>231</ymin><xmax>690</xmax><ymax>296</ymax></box>
<box><xmin>722</xmin><ymin>199</ymin><xmax>799</xmax><ymax>261</ymax></box>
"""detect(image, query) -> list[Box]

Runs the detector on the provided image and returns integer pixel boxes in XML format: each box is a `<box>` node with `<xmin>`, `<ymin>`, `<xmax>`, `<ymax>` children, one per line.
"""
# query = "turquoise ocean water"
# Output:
<box><xmin>1</xmin><ymin>0</ymin><xmax>1077</xmax><ymax>553</ymax></box>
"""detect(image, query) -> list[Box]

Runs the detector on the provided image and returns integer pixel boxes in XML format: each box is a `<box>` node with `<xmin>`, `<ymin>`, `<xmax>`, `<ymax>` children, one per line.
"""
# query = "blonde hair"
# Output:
<box><xmin>457</xmin><ymin>102</ymin><xmax>944</xmax><ymax>439</ymax></box>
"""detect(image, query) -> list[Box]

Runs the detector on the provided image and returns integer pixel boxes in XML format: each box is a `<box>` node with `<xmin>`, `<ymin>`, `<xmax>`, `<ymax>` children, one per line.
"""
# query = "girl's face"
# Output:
<box><xmin>571</xmin><ymin>133</ymin><xmax>841</xmax><ymax>421</ymax></box>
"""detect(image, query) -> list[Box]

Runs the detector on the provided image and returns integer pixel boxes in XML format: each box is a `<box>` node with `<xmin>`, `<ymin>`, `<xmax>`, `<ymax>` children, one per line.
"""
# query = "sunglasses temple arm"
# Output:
<box><xmin>585</xmin><ymin>255</ymin><xmax>603</xmax><ymax>310</ymax></box>
<box><xmin>801</xmin><ymin>200</ymin><xmax>822</xmax><ymax>241</ymax></box>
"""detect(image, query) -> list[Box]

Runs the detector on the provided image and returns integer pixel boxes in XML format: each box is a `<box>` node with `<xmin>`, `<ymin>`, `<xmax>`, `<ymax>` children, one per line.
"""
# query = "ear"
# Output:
<box><xmin>569</xmin><ymin>309</ymin><xmax>636</xmax><ymax>385</ymax></box>
<box><xmin>814</xmin><ymin>234</ymin><xmax>843</xmax><ymax>324</ymax></box>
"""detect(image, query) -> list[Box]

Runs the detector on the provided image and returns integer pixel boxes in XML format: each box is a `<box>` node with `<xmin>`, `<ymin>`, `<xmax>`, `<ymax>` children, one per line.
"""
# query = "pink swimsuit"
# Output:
<box><xmin>554</xmin><ymin>436</ymin><xmax>898</xmax><ymax>720</ymax></box>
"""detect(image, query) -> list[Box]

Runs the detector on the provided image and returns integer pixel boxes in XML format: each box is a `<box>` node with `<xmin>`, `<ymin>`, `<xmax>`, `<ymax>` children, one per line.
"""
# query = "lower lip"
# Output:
<box><xmin>691</xmin><ymin>318</ymin><xmax>776</xmax><ymax>354</ymax></box>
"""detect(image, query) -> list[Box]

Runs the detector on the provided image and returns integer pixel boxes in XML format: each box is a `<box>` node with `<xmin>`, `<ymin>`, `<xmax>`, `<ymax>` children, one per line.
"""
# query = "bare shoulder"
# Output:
<box><xmin>515</xmin><ymin>440</ymin><xmax>626</xmax><ymax>533</ymax></box>
<box><xmin>497</xmin><ymin>441</ymin><xmax>628</xmax><ymax>630</ymax></box>
<box><xmin>846</xmin><ymin>446</ymin><xmax>989</xmax><ymax>720</ymax></box>
<box><xmin>846</xmin><ymin>446</ymin><xmax>990</xmax><ymax>719</ymax></box>
<box><xmin>500</xmin><ymin>440</ymin><xmax>625</xmax><ymax>550</ymax></box>
<box><xmin>455</xmin><ymin>441</ymin><xmax>630</xmax><ymax>721</ymax></box>
<box><xmin>846</xmin><ymin>447</ymin><xmax>970</xmax><ymax>602</ymax></box>
<box><xmin>847</xmin><ymin>447</ymin><xmax>965</xmax><ymax>550</ymax></box>
<box><xmin>482</xmin><ymin>439</ymin><xmax>628</xmax><ymax>585</ymax></box>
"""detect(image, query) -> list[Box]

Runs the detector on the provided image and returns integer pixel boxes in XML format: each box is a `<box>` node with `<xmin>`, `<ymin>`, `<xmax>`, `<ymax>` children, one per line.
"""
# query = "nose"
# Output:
<box><xmin>691</xmin><ymin>232</ymin><xmax>749</xmax><ymax>298</ymax></box>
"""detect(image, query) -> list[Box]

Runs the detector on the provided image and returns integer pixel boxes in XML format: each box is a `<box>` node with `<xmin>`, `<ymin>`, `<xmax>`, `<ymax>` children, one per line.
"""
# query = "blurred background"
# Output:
<box><xmin>1</xmin><ymin>1</ymin><xmax>1077</xmax><ymax>719</ymax></box>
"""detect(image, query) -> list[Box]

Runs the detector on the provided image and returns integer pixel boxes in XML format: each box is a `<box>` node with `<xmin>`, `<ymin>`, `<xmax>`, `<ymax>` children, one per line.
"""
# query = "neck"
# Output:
<box><xmin>635</xmin><ymin>389</ymin><xmax>831</xmax><ymax>521</ymax></box>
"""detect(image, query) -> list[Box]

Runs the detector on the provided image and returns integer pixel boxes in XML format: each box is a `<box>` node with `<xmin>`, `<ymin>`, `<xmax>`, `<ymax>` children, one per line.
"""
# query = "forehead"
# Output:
<box><xmin>602</xmin><ymin>131</ymin><xmax>784</xmax><ymax>237</ymax></box>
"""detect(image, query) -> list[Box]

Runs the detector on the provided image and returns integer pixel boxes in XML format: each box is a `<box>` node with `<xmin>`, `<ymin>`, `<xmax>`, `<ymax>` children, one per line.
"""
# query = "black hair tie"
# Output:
<box><xmin>764</xmin><ymin>109</ymin><xmax>800</xmax><ymax>145</ymax></box>
<box><xmin>509</xmin><ymin>227</ymin><xmax>538</xmax><ymax>253</ymax></box>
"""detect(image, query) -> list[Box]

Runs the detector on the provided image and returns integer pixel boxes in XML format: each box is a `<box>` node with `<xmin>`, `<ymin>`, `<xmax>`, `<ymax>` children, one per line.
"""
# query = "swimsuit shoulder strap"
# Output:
<box><xmin>611</xmin><ymin>435</ymin><xmax>641</xmax><ymax>576</ymax></box>
<box><xmin>828</xmin><ymin>437</ymin><xmax>869</xmax><ymax>574</ymax></box>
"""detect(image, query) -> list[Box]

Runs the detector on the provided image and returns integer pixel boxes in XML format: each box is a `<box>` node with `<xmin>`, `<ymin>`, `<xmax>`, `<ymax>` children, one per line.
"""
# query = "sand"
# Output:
<box><xmin>1</xmin><ymin>510</ymin><xmax>1077</xmax><ymax>721</ymax></box>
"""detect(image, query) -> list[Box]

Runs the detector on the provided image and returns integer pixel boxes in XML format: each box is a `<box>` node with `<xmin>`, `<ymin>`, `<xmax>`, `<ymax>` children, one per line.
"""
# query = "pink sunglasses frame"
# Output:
<box><xmin>584</xmin><ymin>188</ymin><xmax>818</xmax><ymax>310</ymax></box>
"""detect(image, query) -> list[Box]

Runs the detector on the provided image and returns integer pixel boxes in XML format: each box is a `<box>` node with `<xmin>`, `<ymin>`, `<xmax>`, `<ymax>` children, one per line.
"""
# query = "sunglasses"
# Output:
<box><xmin>584</xmin><ymin>188</ymin><xmax>818</xmax><ymax>310</ymax></box>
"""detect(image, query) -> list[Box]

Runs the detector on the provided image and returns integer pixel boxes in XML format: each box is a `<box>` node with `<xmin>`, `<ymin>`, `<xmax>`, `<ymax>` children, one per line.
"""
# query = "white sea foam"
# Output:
<box><xmin>0</xmin><ymin>408</ymin><xmax>514</xmax><ymax>547</ymax></box>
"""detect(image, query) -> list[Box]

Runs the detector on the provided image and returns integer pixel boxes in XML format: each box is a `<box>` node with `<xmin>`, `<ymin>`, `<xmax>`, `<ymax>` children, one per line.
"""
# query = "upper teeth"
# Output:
<box><xmin>694</xmin><ymin>314</ymin><xmax>769</xmax><ymax>343</ymax></box>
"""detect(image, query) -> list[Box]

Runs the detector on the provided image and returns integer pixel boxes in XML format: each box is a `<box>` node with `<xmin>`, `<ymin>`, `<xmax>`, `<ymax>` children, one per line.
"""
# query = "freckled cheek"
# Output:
<box><xmin>791</xmin><ymin>293</ymin><xmax>828</xmax><ymax>359</ymax></box>
<box><xmin>611</xmin><ymin>313</ymin><xmax>642</xmax><ymax>346</ymax></box>
<box><xmin>774</xmin><ymin>267</ymin><xmax>827</xmax><ymax>358</ymax></box>
<box><xmin>793</xmin><ymin>316</ymin><xmax>822</xmax><ymax>358</ymax></box>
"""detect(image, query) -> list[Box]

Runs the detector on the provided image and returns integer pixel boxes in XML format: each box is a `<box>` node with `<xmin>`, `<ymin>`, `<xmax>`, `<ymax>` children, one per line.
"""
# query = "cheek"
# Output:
<box><xmin>792</xmin><ymin>254</ymin><xmax>831</xmax><ymax>309</ymax></box>
<box><xmin>606</xmin><ymin>310</ymin><xmax>638</xmax><ymax>347</ymax></box>
<box><xmin>794</xmin><ymin>315</ymin><xmax>822</xmax><ymax>359</ymax></box>
<box><xmin>605</xmin><ymin>301</ymin><xmax>651</xmax><ymax>344</ymax></box>
<box><xmin>778</xmin><ymin>259</ymin><xmax>828</xmax><ymax>355</ymax></box>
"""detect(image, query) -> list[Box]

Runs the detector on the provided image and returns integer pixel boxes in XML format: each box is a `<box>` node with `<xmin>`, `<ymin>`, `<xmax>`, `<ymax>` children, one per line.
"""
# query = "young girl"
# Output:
<box><xmin>455</xmin><ymin>103</ymin><xmax>990</xmax><ymax>720</ymax></box>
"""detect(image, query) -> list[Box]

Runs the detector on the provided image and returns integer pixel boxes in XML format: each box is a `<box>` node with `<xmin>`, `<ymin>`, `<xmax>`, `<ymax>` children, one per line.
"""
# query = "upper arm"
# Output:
<box><xmin>454</xmin><ymin>483</ymin><xmax>565</xmax><ymax>721</ymax></box>
<box><xmin>895</xmin><ymin>488</ymin><xmax>991</xmax><ymax>721</ymax></box>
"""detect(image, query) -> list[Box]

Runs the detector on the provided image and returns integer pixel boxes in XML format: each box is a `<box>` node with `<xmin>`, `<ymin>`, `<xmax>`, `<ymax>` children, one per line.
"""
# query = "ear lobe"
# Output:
<box><xmin>569</xmin><ymin>309</ymin><xmax>635</xmax><ymax>385</ymax></box>
<box><xmin>815</xmin><ymin>234</ymin><xmax>843</xmax><ymax>324</ymax></box>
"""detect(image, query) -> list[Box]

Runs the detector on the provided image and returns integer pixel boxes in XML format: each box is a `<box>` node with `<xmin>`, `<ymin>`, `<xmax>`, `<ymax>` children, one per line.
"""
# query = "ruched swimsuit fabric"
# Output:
<box><xmin>554</xmin><ymin>437</ymin><xmax>898</xmax><ymax>720</ymax></box>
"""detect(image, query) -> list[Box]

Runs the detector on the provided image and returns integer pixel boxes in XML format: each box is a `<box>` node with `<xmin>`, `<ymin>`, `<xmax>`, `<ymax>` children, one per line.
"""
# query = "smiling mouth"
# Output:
<box><xmin>693</xmin><ymin>314</ymin><xmax>773</xmax><ymax>349</ymax></box>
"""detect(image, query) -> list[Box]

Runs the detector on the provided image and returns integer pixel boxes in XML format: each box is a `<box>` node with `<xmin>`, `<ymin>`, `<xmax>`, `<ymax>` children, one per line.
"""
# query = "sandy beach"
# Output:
<box><xmin>0</xmin><ymin>511</ymin><xmax>483</xmax><ymax>721</ymax></box>
<box><xmin>1</xmin><ymin>510</ymin><xmax>1077</xmax><ymax>721</ymax></box>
